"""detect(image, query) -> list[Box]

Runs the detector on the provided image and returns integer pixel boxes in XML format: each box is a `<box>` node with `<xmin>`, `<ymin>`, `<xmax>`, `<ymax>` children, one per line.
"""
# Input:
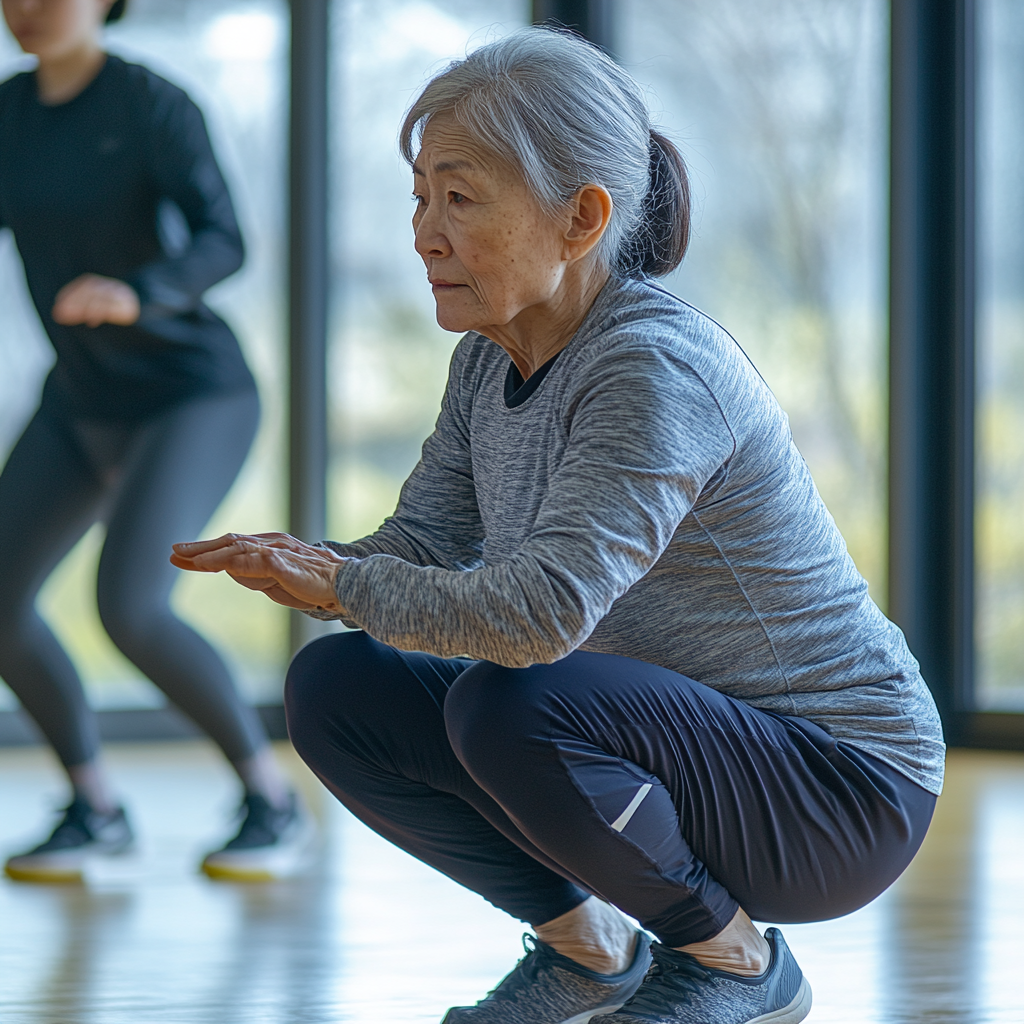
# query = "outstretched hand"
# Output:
<box><xmin>171</xmin><ymin>533</ymin><xmax>348</xmax><ymax>613</ymax></box>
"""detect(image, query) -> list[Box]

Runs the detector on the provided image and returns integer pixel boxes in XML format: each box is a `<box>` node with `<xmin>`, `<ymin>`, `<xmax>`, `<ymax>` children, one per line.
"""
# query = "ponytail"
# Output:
<box><xmin>617</xmin><ymin>130</ymin><xmax>691</xmax><ymax>279</ymax></box>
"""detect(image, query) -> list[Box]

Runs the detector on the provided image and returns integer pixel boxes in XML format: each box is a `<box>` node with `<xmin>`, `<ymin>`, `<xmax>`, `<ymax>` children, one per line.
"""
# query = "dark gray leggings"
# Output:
<box><xmin>0</xmin><ymin>388</ymin><xmax>267</xmax><ymax>768</ymax></box>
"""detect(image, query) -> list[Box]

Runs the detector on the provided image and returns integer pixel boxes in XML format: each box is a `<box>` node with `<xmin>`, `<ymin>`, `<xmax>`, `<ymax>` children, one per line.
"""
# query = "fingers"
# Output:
<box><xmin>173</xmin><ymin>535</ymin><xmax>314</xmax><ymax>582</ymax></box>
<box><xmin>249</xmin><ymin>582</ymin><xmax>319</xmax><ymax>610</ymax></box>
<box><xmin>173</xmin><ymin>534</ymin><xmax>247</xmax><ymax>556</ymax></box>
<box><xmin>51</xmin><ymin>274</ymin><xmax>140</xmax><ymax>327</ymax></box>
<box><xmin>228</xmin><ymin>574</ymin><xmax>280</xmax><ymax>592</ymax></box>
<box><xmin>169</xmin><ymin>552</ymin><xmax>209</xmax><ymax>571</ymax></box>
<box><xmin>171</xmin><ymin>532</ymin><xmax>344</xmax><ymax>612</ymax></box>
<box><xmin>171</xmin><ymin>534</ymin><xmax>245</xmax><ymax>572</ymax></box>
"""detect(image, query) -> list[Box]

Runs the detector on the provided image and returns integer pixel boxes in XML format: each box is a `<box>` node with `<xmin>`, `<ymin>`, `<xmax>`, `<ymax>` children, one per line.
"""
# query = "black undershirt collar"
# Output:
<box><xmin>503</xmin><ymin>350</ymin><xmax>563</xmax><ymax>408</ymax></box>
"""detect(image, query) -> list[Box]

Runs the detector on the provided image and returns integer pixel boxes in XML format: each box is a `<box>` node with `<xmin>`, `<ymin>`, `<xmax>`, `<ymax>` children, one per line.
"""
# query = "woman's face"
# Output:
<box><xmin>2</xmin><ymin>0</ymin><xmax>109</xmax><ymax>59</ymax></box>
<box><xmin>412</xmin><ymin>115</ymin><xmax>573</xmax><ymax>336</ymax></box>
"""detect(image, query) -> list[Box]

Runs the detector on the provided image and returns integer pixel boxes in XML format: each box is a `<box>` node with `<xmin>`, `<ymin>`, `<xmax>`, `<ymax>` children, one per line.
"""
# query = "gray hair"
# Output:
<box><xmin>399</xmin><ymin>27</ymin><xmax>690</xmax><ymax>278</ymax></box>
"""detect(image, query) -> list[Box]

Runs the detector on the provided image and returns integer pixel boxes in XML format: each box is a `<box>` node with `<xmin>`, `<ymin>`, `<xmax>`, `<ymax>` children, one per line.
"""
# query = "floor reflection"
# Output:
<box><xmin>0</xmin><ymin>743</ymin><xmax>1021</xmax><ymax>1022</ymax></box>
<box><xmin>882</xmin><ymin>751</ymin><xmax>985</xmax><ymax>1023</ymax></box>
<box><xmin>12</xmin><ymin>887</ymin><xmax>135</xmax><ymax>1023</ymax></box>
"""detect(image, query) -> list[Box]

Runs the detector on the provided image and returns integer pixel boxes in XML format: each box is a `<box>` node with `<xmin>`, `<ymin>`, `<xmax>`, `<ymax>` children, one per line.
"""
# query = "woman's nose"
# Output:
<box><xmin>414</xmin><ymin>203</ymin><xmax>452</xmax><ymax>260</ymax></box>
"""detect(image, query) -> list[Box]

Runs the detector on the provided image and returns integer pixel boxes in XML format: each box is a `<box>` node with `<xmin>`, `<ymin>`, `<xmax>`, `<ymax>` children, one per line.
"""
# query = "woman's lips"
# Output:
<box><xmin>430</xmin><ymin>281</ymin><xmax>466</xmax><ymax>290</ymax></box>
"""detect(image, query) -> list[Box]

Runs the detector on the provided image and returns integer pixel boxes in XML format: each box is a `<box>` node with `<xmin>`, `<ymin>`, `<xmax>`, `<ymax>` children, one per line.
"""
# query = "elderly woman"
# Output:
<box><xmin>173</xmin><ymin>28</ymin><xmax>944</xmax><ymax>1024</ymax></box>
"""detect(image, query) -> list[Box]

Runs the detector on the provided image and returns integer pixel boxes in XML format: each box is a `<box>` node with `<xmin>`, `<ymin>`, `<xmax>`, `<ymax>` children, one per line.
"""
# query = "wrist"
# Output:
<box><xmin>314</xmin><ymin>563</ymin><xmax>346</xmax><ymax>615</ymax></box>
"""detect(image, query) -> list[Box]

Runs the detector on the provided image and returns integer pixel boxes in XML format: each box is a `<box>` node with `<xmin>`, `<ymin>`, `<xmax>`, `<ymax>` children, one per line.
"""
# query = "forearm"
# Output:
<box><xmin>331</xmin><ymin>552</ymin><xmax>602</xmax><ymax>666</ymax></box>
<box><xmin>130</xmin><ymin>230</ymin><xmax>244</xmax><ymax>319</ymax></box>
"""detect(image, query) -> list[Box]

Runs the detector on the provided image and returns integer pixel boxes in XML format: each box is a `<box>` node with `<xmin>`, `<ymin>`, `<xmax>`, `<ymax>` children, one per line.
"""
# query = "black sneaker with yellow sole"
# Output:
<box><xmin>4</xmin><ymin>798</ymin><xmax>134</xmax><ymax>883</ymax></box>
<box><xmin>200</xmin><ymin>791</ymin><xmax>316</xmax><ymax>881</ymax></box>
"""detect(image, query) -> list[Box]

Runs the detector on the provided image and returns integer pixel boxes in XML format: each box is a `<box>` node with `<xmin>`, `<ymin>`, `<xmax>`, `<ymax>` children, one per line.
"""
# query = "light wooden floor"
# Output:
<box><xmin>0</xmin><ymin>743</ymin><xmax>1021</xmax><ymax>1023</ymax></box>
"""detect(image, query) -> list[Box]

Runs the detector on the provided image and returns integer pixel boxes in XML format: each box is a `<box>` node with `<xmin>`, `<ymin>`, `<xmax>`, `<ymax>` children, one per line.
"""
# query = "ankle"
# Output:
<box><xmin>535</xmin><ymin>897</ymin><xmax>638</xmax><ymax>975</ymax></box>
<box><xmin>67</xmin><ymin>758</ymin><xmax>118</xmax><ymax>816</ymax></box>
<box><xmin>675</xmin><ymin>909</ymin><xmax>770</xmax><ymax>977</ymax></box>
<box><xmin>232</xmin><ymin>748</ymin><xmax>291</xmax><ymax>811</ymax></box>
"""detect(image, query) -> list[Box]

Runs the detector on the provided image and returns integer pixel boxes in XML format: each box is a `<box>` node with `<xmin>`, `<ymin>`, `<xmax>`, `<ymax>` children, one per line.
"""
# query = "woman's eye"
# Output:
<box><xmin>411</xmin><ymin>193</ymin><xmax>425</xmax><ymax>206</ymax></box>
<box><xmin>450</xmin><ymin>192</ymin><xmax>467</xmax><ymax>204</ymax></box>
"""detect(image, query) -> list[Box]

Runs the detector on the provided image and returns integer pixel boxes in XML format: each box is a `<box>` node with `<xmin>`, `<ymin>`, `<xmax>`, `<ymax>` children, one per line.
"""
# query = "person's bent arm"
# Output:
<box><xmin>49</xmin><ymin>83</ymin><xmax>241</xmax><ymax>330</ymax></box>
<box><xmin>330</xmin><ymin>347</ymin><xmax>735</xmax><ymax>665</ymax></box>
<box><xmin>127</xmin><ymin>83</ymin><xmax>245</xmax><ymax>320</ymax></box>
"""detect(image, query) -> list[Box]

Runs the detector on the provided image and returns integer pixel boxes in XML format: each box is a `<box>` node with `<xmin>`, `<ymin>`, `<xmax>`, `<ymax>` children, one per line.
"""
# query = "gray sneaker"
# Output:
<box><xmin>442</xmin><ymin>931</ymin><xmax>653</xmax><ymax>1024</ymax></box>
<box><xmin>590</xmin><ymin>928</ymin><xmax>811</xmax><ymax>1024</ymax></box>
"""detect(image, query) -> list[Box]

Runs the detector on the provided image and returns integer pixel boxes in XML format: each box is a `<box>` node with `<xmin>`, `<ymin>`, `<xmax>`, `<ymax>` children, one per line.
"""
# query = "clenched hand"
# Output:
<box><xmin>53</xmin><ymin>273</ymin><xmax>141</xmax><ymax>328</ymax></box>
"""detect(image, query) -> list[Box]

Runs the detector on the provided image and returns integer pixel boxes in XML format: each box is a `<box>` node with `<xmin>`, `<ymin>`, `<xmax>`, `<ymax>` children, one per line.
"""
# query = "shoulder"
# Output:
<box><xmin>589</xmin><ymin>277</ymin><xmax>740</xmax><ymax>366</ymax></box>
<box><xmin>109</xmin><ymin>55</ymin><xmax>203</xmax><ymax>127</ymax></box>
<box><xmin>562</xmin><ymin>278</ymin><xmax>734</xmax><ymax>393</ymax></box>
<box><xmin>570</xmin><ymin>277</ymin><xmax>775</xmax><ymax>419</ymax></box>
<box><xmin>111</xmin><ymin>55</ymin><xmax>188</xmax><ymax>101</ymax></box>
<box><xmin>449</xmin><ymin>331</ymin><xmax>505</xmax><ymax>385</ymax></box>
<box><xmin>0</xmin><ymin>69</ymin><xmax>33</xmax><ymax>117</ymax></box>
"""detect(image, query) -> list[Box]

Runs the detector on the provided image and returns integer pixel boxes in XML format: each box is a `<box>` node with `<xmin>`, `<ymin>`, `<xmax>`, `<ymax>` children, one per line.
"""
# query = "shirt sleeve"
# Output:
<box><xmin>128</xmin><ymin>82</ymin><xmax>244</xmax><ymax>321</ymax></box>
<box><xmin>329</xmin><ymin>344</ymin><xmax>736</xmax><ymax>665</ymax></box>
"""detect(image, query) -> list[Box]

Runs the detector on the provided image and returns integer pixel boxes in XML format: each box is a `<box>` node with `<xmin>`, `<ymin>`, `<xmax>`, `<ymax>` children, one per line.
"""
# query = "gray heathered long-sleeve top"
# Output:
<box><xmin>320</xmin><ymin>275</ymin><xmax>945</xmax><ymax>796</ymax></box>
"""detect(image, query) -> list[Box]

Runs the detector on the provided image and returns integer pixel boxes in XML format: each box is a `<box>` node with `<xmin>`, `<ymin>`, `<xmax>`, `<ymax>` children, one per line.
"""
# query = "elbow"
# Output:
<box><xmin>517</xmin><ymin>615</ymin><xmax>591</xmax><ymax>667</ymax></box>
<box><xmin>483</xmin><ymin>623</ymin><xmax>581</xmax><ymax>669</ymax></box>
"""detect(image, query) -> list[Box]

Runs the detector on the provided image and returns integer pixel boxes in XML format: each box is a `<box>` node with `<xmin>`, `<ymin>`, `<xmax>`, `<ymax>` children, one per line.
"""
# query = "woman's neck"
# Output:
<box><xmin>35</xmin><ymin>43</ymin><xmax>106</xmax><ymax>106</ymax></box>
<box><xmin>487</xmin><ymin>262</ymin><xmax>611</xmax><ymax>380</ymax></box>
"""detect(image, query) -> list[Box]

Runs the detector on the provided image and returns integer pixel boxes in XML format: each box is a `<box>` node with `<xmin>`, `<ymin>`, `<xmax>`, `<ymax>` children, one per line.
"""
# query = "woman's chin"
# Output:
<box><xmin>433</xmin><ymin>297</ymin><xmax>481</xmax><ymax>335</ymax></box>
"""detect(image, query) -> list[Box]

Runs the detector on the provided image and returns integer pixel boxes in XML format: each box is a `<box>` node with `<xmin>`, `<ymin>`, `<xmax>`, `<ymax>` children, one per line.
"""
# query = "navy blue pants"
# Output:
<box><xmin>285</xmin><ymin>631</ymin><xmax>935</xmax><ymax>946</ymax></box>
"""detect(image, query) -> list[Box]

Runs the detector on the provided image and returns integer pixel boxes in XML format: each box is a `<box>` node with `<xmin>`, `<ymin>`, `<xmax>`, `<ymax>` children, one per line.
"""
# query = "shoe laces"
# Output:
<box><xmin>479</xmin><ymin>935</ymin><xmax>552</xmax><ymax>1006</ymax></box>
<box><xmin>222</xmin><ymin>792</ymin><xmax>295</xmax><ymax>850</ymax></box>
<box><xmin>54</xmin><ymin>798</ymin><xmax>91</xmax><ymax>828</ymax></box>
<box><xmin>621</xmin><ymin>944</ymin><xmax>714</xmax><ymax>1014</ymax></box>
<box><xmin>31</xmin><ymin>798</ymin><xmax>102</xmax><ymax>852</ymax></box>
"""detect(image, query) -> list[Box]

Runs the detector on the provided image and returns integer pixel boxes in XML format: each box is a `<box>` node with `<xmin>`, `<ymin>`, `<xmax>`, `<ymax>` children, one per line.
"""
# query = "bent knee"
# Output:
<box><xmin>445</xmin><ymin>661</ymin><xmax>554</xmax><ymax>770</ymax></box>
<box><xmin>284</xmin><ymin>630</ymin><xmax>393</xmax><ymax>757</ymax></box>
<box><xmin>97</xmin><ymin>601</ymin><xmax>161</xmax><ymax>654</ymax></box>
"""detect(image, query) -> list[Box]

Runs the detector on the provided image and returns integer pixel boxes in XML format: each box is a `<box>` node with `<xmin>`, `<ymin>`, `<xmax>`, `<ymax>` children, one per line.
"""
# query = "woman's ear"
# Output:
<box><xmin>563</xmin><ymin>185</ymin><xmax>613</xmax><ymax>262</ymax></box>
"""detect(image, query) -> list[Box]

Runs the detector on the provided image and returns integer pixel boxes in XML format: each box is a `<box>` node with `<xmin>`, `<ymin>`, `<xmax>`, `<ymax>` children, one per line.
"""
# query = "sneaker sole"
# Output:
<box><xmin>4</xmin><ymin>863</ymin><xmax>85</xmax><ymax>884</ymax></box>
<box><xmin>561</xmin><ymin>1002</ymin><xmax>629</xmax><ymax>1024</ymax></box>
<box><xmin>4</xmin><ymin>841</ymin><xmax>134</xmax><ymax>884</ymax></box>
<box><xmin>749</xmin><ymin>977</ymin><xmax>812</xmax><ymax>1024</ymax></box>
<box><xmin>201</xmin><ymin>862</ymin><xmax>278</xmax><ymax>882</ymax></box>
<box><xmin>201</xmin><ymin>817</ymin><xmax>317</xmax><ymax>882</ymax></box>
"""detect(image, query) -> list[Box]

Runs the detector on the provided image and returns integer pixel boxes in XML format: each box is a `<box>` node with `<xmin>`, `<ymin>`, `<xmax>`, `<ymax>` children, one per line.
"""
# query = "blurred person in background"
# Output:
<box><xmin>173</xmin><ymin>29</ymin><xmax>944</xmax><ymax>1024</ymax></box>
<box><xmin>0</xmin><ymin>0</ymin><xmax>311</xmax><ymax>883</ymax></box>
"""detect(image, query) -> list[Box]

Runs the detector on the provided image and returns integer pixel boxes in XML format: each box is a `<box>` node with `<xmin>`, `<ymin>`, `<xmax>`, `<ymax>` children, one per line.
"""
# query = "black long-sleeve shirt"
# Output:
<box><xmin>0</xmin><ymin>55</ymin><xmax>254</xmax><ymax>420</ymax></box>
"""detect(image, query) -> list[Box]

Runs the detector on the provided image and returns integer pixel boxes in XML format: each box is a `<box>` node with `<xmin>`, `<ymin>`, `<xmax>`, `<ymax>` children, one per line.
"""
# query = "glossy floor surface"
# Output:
<box><xmin>0</xmin><ymin>743</ymin><xmax>1021</xmax><ymax>1023</ymax></box>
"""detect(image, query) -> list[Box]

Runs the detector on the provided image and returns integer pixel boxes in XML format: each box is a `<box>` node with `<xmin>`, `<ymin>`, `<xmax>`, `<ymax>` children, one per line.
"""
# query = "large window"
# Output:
<box><xmin>0</xmin><ymin>0</ymin><xmax>290</xmax><ymax>712</ymax></box>
<box><xmin>4</xmin><ymin>0</ymin><xmax>1018</xmax><ymax>732</ymax></box>
<box><xmin>621</xmin><ymin>0</ymin><xmax>889</xmax><ymax>601</ymax></box>
<box><xmin>977</xmin><ymin>0</ymin><xmax>1024</xmax><ymax>712</ymax></box>
<box><xmin>328</xmin><ymin>0</ymin><xmax>527</xmax><ymax>541</ymax></box>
